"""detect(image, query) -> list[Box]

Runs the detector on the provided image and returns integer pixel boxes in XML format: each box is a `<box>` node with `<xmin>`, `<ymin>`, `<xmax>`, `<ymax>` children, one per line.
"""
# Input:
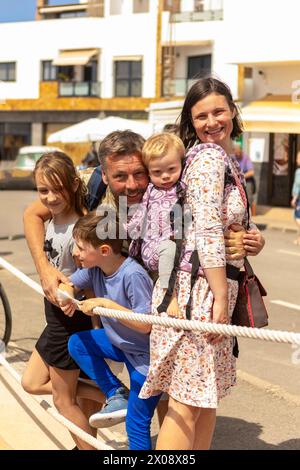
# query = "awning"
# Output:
<box><xmin>53</xmin><ymin>49</ymin><xmax>99</xmax><ymax>66</ymax></box>
<box><xmin>113</xmin><ymin>55</ymin><xmax>143</xmax><ymax>62</ymax></box>
<box><xmin>241</xmin><ymin>96</ymin><xmax>300</xmax><ymax>133</ymax></box>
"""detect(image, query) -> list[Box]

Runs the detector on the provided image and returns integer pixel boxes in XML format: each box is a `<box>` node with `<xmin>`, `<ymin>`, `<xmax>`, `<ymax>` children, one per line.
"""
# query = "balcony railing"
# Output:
<box><xmin>58</xmin><ymin>81</ymin><xmax>101</xmax><ymax>97</ymax></box>
<box><xmin>170</xmin><ymin>9</ymin><xmax>223</xmax><ymax>23</ymax></box>
<box><xmin>162</xmin><ymin>78</ymin><xmax>202</xmax><ymax>97</ymax></box>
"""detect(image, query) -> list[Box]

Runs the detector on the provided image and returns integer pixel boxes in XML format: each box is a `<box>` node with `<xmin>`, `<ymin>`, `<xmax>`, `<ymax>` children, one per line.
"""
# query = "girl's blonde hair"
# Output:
<box><xmin>142</xmin><ymin>132</ymin><xmax>185</xmax><ymax>167</ymax></box>
<box><xmin>34</xmin><ymin>151</ymin><xmax>87</xmax><ymax>217</ymax></box>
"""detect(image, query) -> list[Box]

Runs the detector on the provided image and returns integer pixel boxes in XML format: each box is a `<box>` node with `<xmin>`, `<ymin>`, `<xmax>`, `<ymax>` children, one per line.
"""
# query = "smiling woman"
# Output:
<box><xmin>139</xmin><ymin>77</ymin><xmax>260</xmax><ymax>451</ymax></box>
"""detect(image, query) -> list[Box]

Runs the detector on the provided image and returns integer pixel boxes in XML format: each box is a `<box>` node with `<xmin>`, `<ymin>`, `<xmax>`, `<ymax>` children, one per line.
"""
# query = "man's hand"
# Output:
<box><xmin>224</xmin><ymin>224</ymin><xmax>246</xmax><ymax>260</ymax></box>
<box><xmin>41</xmin><ymin>264</ymin><xmax>72</xmax><ymax>305</ymax></box>
<box><xmin>243</xmin><ymin>229</ymin><xmax>265</xmax><ymax>256</ymax></box>
<box><xmin>225</xmin><ymin>224</ymin><xmax>265</xmax><ymax>259</ymax></box>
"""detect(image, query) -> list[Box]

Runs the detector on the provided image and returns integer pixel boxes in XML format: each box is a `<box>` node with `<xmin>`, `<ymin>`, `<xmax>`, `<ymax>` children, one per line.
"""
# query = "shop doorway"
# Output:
<box><xmin>0</xmin><ymin>123</ymin><xmax>31</xmax><ymax>162</ymax></box>
<box><xmin>268</xmin><ymin>133</ymin><xmax>299</xmax><ymax>206</ymax></box>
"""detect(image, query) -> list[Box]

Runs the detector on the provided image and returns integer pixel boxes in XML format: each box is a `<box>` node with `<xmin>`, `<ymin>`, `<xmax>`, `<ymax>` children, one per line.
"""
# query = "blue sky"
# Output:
<box><xmin>0</xmin><ymin>0</ymin><xmax>79</xmax><ymax>23</ymax></box>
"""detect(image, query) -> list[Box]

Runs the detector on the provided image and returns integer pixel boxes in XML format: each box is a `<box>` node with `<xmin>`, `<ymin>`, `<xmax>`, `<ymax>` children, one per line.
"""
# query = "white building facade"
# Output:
<box><xmin>0</xmin><ymin>0</ymin><xmax>300</xmax><ymax>205</ymax></box>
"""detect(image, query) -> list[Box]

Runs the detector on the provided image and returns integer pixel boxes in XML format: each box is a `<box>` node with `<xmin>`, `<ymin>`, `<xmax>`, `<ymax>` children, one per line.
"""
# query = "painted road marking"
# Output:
<box><xmin>271</xmin><ymin>300</ymin><xmax>300</xmax><ymax>311</ymax></box>
<box><xmin>277</xmin><ymin>249</ymin><xmax>300</xmax><ymax>257</ymax></box>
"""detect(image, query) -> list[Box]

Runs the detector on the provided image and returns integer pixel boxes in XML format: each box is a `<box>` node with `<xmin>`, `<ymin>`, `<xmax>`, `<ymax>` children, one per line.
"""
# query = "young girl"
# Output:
<box><xmin>21</xmin><ymin>151</ymin><xmax>104</xmax><ymax>450</ymax></box>
<box><xmin>127</xmin><ymin>132</ymin><xmax>186</xmax><ymax>318</ymax></box>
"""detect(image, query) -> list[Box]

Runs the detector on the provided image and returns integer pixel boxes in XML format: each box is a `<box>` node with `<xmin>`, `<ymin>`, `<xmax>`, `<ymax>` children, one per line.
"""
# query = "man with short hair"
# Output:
<box><xmin>25</xmin><ymin>130</ymin><xmax>264</xmax><ymax>305</ymax></box>
<box><xmin>24</xmin><ymin>130</ymin><xmax>149</xmax><ymax>305</ymax></box>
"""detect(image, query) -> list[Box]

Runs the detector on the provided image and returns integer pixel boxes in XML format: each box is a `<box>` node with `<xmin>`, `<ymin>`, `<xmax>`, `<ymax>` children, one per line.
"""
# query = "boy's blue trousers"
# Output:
<box><xmin>68</xmin><ymin>329</ymin><xmax>161</xmax><ymax>450</ymax></box>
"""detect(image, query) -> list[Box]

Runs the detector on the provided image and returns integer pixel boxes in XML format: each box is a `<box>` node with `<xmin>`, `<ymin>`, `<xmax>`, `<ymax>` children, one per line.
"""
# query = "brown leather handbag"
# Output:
<box><xmin>231</xmin><ymin>258</ymin><xmax>268</xmax><ymax>328</ymax></box>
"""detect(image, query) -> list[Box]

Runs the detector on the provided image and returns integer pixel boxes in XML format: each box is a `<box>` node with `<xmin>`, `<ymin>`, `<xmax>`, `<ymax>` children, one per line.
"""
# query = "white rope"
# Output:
<box><xmin>92</xmin><ymin>307</ymin><xmax>300</xmax><ymax>346</ymax></box>
<box><xmin>0</xmin><ymin>352</ymin><xmax>113</xmax><ymax>450</ymax></box>
<box><xmin>0</xmin><ymin>257</ymin><xmax>116</xmax><ymax>450</ymax></box>
<box><xmin>0</xmin><ymin>256</ymin><xmax>44</xmax><ymax>296</ymax></box>
<box><xmin>1</xmin><ymin>255</ymin><xmax>300</xmax><ymax>449</ymax></box>
<box><xmin>1</xmin><ymin>256</ymin><xmax>300</xmax><ymax>346</ymax></box>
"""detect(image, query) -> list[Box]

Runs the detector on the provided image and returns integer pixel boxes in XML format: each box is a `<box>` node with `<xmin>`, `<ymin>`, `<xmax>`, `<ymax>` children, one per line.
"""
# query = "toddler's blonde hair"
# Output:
<box><xmin>142</xmin><ymin>132</ymin><xmax>185</xmax><ymax>167</ymax></box>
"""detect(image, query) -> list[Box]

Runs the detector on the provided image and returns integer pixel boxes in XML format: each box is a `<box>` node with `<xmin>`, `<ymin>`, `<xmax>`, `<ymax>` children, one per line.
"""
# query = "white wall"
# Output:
<box><xmin>2</xmin><ymin>0</ymin><xmax>300</xmax><ymax>105</ymax></box>
<box><xmin>0</xmin><ymin>18</ymin><xmax>105</xmax><ymax>99</ymax></box>
<box><xmin>222</xmin><ymin>0</ymin><xmax>300</xmax><ymax>64</ymax></box>
<box><xmin>252</xmin><ymin>65</ymin><xmax>300</xmax><ymax>99</ymax></box>
<box><xmin>100</xmin><ymin>11</ymin><xmax>157</xmax><ymax>97</ymax></box>
<box><xmin>0</xmin><ymin>8</ymin><xmax>158</xmax><ymax>99</ymax></box>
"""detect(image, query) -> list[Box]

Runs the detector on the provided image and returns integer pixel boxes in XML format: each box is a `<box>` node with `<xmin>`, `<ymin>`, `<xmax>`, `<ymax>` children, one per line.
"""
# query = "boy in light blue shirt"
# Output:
<box><xmin>59</xmin><ymin>212</ymin><xmax>161</xmax><ymax>450</ymax></box>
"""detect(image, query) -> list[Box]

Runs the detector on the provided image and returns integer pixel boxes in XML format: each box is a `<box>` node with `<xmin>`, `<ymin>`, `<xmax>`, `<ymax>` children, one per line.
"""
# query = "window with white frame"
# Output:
<box><xmin>0</xmin><ymin>62</ymin><xmax>16</xmax><ymax>81</ymax></box>
<box><xmin>133</xmin><ymin>0</ymin><xmax>149</xmax><ymax>13</ymax></box>
<box><xmin>114</xmin><ymin>60</ymin><xmax>142</xmax><ymax>97</ymax></box>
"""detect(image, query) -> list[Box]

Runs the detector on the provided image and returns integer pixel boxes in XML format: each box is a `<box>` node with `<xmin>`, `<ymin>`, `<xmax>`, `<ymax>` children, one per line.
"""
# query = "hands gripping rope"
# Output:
<box><xmin>56</xmin><ymin>291</ymin><xmax>300</xmax><ymax>346</ymax></box>
<box><xmin>56</xmin><ymin>289</ymin><xmax>82</xmax><ymax>308</ymax></box>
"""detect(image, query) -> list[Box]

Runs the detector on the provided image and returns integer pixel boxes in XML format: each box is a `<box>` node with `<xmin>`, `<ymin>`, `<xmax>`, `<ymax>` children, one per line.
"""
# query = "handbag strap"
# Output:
<box><xmin>244</xmin><ymin>257</ymin><xmax>255</xmax><ymax>277</ymax></box>
<box><xmin>227</xmin><ymin>156</ymin><xmax>250</xmax><ymax>229</ymax></box>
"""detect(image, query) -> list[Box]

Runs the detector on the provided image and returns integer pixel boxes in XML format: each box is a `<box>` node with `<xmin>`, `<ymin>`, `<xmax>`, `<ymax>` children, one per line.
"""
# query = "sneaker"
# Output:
<box><xmin>89</xmin><ymin>386</ymin><xmax>128</xmax><ymax>428</ymax></box>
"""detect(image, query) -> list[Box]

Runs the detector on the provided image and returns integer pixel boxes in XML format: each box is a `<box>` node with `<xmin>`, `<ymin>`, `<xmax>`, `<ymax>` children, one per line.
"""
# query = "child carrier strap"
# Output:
<box><xmin>157</xmin><ymin>146</ymin><xmax>247</xmax><ymax>334</ymax></box>
<box><xmin>156</xmin><ymin>184</ymin><xmax>186</xmax><ymax>314</ymax></box>
<box><xmin>85</xmin><ymin>166</ymin><xmax>107</xmax><ymax>211</ymax></box>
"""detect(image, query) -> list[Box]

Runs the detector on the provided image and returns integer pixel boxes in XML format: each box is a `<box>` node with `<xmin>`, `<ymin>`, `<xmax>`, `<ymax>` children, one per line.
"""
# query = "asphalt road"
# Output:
<box><xmin>237</xmin><ymin>228</ymin><xmax>300</xmax><ymax>396</ymax></box>
<box><xmin>0</xmin><ymin>190</ymin><xmax>300</xmax><ymax>449</ymax></box>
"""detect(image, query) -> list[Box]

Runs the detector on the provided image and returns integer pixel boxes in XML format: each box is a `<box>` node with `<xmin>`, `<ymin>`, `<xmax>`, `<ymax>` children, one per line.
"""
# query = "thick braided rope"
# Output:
<box><xmin>1</xmin><ymin>256</ymin><xmax>300</xmax><ymax>346</ymax></box>
<box><xmin>93</xmin><ymin>307</ymin><xmax>300</xmax><ymax>346</ymax></box>
<box><xmin>1</xmin><ymin>255</ymin><xmax>300</xmax><ymax>449</ymax></box>
<box><xmin>0</xmin><ymin>353</ymin><xmax>113</xmax><ymax>450</ymax></box>
<box><xmin>0</xmin><ymin>257</ymin><xmax>115</xmax><ymax>450</ymax></box>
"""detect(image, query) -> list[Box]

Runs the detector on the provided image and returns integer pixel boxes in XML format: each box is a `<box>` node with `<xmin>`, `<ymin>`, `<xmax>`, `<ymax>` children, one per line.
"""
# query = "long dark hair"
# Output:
<box><xmin>179</xmin><ymin>77</ymin><xmax>244</xmax><ymax>149</ymax></box>
<box><xmin>34</xmin><ymin>151</ymin><xmax>87</xmax><ymax>217</ymax></box>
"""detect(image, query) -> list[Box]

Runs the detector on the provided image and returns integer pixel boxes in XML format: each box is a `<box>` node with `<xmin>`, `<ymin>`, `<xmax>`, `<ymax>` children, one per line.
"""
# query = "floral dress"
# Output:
<box><xmin>139</xmin><ymin>143</ymin><xmax>249</xmax><ymax>408</ymax></box>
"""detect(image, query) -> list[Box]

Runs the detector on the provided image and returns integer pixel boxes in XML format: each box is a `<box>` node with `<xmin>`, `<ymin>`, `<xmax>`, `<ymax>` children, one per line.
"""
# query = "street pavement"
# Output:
<box><xmin>0</xmin><ymin>191</ymin><xmax>300</xmax><ymax>450</ymax></box>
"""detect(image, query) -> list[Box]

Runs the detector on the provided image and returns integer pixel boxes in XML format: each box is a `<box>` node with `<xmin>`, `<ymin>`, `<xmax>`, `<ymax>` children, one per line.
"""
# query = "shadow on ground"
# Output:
<box><xmin>6</xmin><ymin>343</ymin><xmax>34</xmax><ymax>364</ymax></box>
<box><xmin>213</xmin><ymin>416</ymin><xmax>300</xmax><ymax>450</ymax></box>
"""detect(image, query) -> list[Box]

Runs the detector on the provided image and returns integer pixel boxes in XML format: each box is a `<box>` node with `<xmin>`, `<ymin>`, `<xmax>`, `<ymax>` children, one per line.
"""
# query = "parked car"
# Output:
<box><xmin>0</xmin><ymin>146</ymin><xmax>61</xmax><ymax>190</ymax></box>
